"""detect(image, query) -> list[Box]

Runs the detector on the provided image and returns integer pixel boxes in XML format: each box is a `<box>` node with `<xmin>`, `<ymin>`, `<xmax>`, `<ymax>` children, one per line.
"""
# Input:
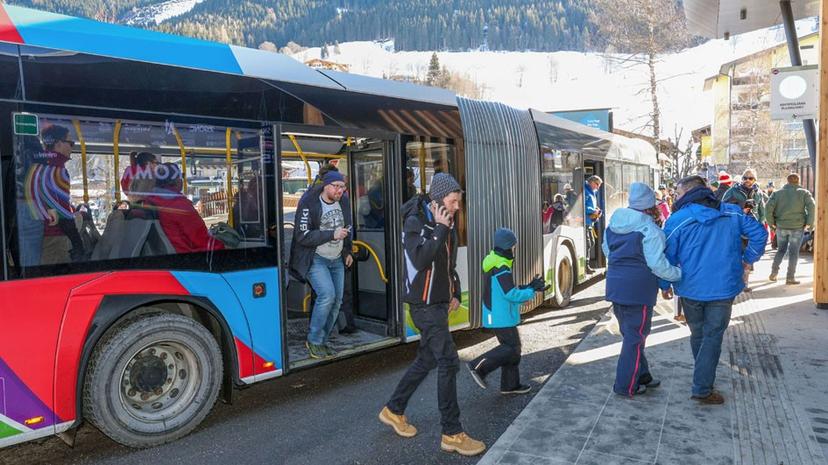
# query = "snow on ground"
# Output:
<box><xmin>122</xmin><ymin>0</ymin><xmax>204</xmax><ymax>26</ymax></box>
<box><xmin>290</xmin><ymin>18</ymin><xmax>818</xmax><ymax>143</ymax></box>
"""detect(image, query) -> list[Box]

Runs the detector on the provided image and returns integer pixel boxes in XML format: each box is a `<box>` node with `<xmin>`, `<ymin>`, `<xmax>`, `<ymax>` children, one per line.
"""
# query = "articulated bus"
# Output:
<box><xmin>0</xmin><ymin>5</ymin><xmax>659</xmax><ymax>449</ymax></box>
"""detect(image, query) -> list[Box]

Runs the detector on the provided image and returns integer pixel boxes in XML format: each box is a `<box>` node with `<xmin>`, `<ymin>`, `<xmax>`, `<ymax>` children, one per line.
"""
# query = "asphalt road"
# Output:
<box><xmin>1</xmin><ymin>281</ymin><xmax>609</xmax><ymax>465</ymax></box>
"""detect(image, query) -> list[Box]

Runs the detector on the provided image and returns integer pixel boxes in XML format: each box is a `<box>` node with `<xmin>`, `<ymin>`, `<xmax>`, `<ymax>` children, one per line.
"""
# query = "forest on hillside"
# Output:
<box><xmin>9</xmin><ymin>0</ymin><xmax>594</xmax><ymax>52</ymax></box>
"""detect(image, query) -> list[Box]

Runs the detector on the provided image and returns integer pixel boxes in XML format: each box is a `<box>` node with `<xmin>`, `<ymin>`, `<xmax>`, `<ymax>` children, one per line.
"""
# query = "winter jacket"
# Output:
<box><xmin>289</xmin><ymin>185</ymin><xmax>353</xmax><ymax>281</ymax></box>
<box><xmin>146</xmin><ymin>188</ymin><xmax>225</xmax><ymax>254</ymax></box>
<box><xmin>401</xmin><ymin>194</ymin><xmax>461</xmax><ymax>306</ymax></box>
<box><xmin>660</xmin><ymin>187</ymin><xmax>767</xmax><ymax>301</ymax></box>
<box><xmin>723</xmin><ymin>183</ymin><xmax>766</xmax><ymax>223</ymax></box>
<box><xmin>765</xmin><ymin>183</ymin><xmax>815</xmax><ymax>230</ymax></box>
<box><xmin>584</xmin><ymin>182</ymin><xmax>600</xmax><ymax>227</ymax></box>
<box><xmin>602</xmin><ymin>208</ymin><xmax>681</xmax><ymax>307</ymax></box>
<box><xmin>714</xmin><ymin>184</ymin><xmax>730</xmax><ymax>202</ymax></box>
<box><xmin>481</xmin><ymin>250</ymin><xmax>535</xmax><ymax>328</ymax></box>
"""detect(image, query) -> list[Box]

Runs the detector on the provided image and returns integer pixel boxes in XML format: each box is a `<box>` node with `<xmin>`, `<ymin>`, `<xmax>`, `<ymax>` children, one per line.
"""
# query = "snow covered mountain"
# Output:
<box><xmin>120</xmin><ymin>0</ymin><xmax>204</xmax><ymax>26</ymax></box>
<box><xmin>288</xmin><ymin>18</ymin><xmax>818</xmax><ymax>144</ymax></box>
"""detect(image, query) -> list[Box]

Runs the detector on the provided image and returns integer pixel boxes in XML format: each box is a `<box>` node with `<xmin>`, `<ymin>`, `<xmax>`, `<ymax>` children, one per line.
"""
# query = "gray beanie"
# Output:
<box><xmin>629</xmin><ymin>182</ymin><xmax>656</xmax><ymax>210</ymax></box>
<box><xmin>429</xmin><ymin>173</ymin><xmax>462</xmax><ymax>201</ymax></box>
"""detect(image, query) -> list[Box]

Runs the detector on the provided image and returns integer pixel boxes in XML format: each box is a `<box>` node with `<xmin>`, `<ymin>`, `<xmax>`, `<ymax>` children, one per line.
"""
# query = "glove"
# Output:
<box><xmin>529</xmin><ymin>276</ymin><xmax>546</xmax><ymax>292</ymax></box>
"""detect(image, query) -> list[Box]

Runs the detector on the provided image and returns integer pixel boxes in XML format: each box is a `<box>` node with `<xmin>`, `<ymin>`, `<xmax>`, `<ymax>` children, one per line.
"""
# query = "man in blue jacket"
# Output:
<box><xmin>467</xmin><ymin>228</ymin><xmax>546</xmax><ymax>395</ymax></box>
<box><xmin>603</xmin><ymin>183</ymin><xmax>682</xmax><ymax>396</ymax></box>
<box><xmin>660</xmin><ymin>175</ymin><xmax>767</xmax><ymax>405</ymax></box>
<box><xmin>584</xmin><ymin>175</ymin><xmax>603</xmax><ymax>273</ymax></box>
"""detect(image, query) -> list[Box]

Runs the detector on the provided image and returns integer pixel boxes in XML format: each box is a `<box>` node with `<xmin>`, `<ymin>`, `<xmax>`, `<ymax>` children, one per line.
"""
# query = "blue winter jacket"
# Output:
<box><xmin>584</xmin><ymin>181</ymin><xmax>599</xmax><ymax>227</ymax></box>
<box><xmin>660</xmin><ymin>193</ymin><xmax>767</xmax><ymax>301</ymax></box>
<box><xmin>481</xmin><ymin>251</ymin><xmax>536</xmax><ymax>328</ymax></box>
<box><xmin>602</xmin><ymin>208</ymin><xmax>681</xmax><ymax>307</ymax></box>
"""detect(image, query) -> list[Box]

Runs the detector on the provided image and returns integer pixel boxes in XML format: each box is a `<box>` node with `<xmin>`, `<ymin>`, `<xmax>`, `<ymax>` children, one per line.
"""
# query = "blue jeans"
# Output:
<box><xmin>16</xmin><ymin>200</ymin><xmax>44</xmax><ymax>267</ymax></box>
<box><xmin>681</xmin><ymin>297</ymin><xmax>734</xmax><ymax>397</ymax></box>
<box><xmin>612</xmin><ymin>304</ymin><xmax>653</xmax><ymax>396</ymax></box>
<box><xmin>771</xmin><ymin>228</ymin><xmax>804</xmax><ymax>279</ymax></box>
<box><xmin>307</xmin><ymin>254</ymin><xmax>345</xmax><ymax>345</ymax></box>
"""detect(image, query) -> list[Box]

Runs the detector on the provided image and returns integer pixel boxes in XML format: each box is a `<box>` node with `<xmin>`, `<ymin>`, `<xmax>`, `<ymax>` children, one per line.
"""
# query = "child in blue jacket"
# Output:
<box><xmin>467</xmin><ymin>228</ymin><xmax>546</xmax><ymax>395</ymax></box>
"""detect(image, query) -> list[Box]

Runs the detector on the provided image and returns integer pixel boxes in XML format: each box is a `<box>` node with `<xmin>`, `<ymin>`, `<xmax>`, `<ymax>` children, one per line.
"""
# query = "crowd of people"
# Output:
<box><xmin>604</xmin><ymin>169</ymin><xmax>814</xmax><ymax>406</ymax></box>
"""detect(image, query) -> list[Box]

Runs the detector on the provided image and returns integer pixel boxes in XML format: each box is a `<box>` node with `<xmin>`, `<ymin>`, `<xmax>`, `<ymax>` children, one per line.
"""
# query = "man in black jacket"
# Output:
<box><xmin>289</xmin><ymin>171</ymin><xmax>353</xmax><ymax>359</ymax></box>
<box><xmin>378</xmin><ymin>173</ymin><xmax>485</xmax><ymax>457</ymax></box>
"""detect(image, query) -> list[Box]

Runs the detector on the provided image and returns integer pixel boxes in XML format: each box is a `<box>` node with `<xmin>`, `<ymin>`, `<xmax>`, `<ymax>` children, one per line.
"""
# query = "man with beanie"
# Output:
<box><xmin>661</xmin><ymin>175</ymin><xmax>766</xmax><ymax>404</ymax></box>
<box><xmin>467</xmin><ymin>228</ymin><xmax>546</xmax><ymax>396</ymax></box>
<box><xmin>379</xmin><ymin>173</ymin><xmax>485</xmax><ymax>457</ymax></box>
<box><xmin>289</xmin><ymin>171</ymin><xmax>353</xmax><ymax>359</ymax></box>
<box><xmin>603</xmin><ymin>183</ymin><xmax>682</xmax><ymax>396</ymax></box>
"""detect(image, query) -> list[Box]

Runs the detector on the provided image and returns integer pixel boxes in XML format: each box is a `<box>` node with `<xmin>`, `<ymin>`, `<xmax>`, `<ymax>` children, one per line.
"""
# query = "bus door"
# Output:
<box><xmin>277</xmin><ymin>124</ymin><xmax>399</xmax><ymax>368</ymax></box>
<box><xmin>583</xmin><ymin>159</ymin><xmax>606</xmax><ymax>270</ymax></box>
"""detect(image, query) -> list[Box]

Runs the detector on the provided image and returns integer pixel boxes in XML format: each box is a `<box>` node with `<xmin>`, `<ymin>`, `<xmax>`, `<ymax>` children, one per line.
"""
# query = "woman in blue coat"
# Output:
<box><xmin>603</xmin><ymin>183</ymin><xmax>682</xmax><ymax>396</ymax></box>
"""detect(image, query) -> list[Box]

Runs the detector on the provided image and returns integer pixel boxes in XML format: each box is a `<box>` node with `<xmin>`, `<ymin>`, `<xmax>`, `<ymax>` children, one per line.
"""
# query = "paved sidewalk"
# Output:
<box><xmin>478</xmin><ymin>255</ymin><xmax>828</xmax><ymax>465</ymax></box>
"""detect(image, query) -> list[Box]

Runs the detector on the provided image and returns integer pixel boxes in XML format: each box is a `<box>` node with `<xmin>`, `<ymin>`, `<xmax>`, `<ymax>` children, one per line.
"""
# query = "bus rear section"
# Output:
<box><xmin>1</xmin><ymin>112</ymin><xmax>284</xmax><ymax>448</ymax></box>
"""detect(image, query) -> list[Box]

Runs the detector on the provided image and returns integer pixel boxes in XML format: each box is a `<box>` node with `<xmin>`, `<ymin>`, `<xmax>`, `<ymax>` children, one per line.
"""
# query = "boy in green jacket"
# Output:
<box><xmin>765</xmin><ymin>173</ymin><xmax>815</xmax><ymax>284</ymax></box>
<box><xmin>467</xmin><ymin>228</ymin><xmax>546</xmax><ymax>395</ymax></box>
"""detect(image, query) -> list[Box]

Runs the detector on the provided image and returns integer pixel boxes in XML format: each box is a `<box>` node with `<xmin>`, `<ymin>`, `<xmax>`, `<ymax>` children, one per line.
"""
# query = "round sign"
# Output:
<box><xmin>779</xmin><ymin>75</ymin><xmax>808</xmax><ymax>100</ymax></box>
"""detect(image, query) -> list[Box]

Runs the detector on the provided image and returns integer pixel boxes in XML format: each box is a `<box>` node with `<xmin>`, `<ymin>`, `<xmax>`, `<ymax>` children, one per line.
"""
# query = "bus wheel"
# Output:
<box><xmin>83</xmin><ymin>313</ymin><xmax>223</xmax><ymax>448</ymax></box>
<box><xmin>551</xmin><ymin>246</ymin><xmax>574</xmax><ymax>308</ymax></box>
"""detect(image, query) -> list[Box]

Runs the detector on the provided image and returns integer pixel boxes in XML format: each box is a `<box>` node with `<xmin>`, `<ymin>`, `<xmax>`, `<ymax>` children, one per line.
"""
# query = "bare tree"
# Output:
<box><xmin>664</xmin><ymin>126</ymin><xmax>702</xmax><ymax>182</ymax></box>
<box><xmin>590</xmin><ymin>0</ymin><xmax>694</xmax><ymax>144</ymax></box>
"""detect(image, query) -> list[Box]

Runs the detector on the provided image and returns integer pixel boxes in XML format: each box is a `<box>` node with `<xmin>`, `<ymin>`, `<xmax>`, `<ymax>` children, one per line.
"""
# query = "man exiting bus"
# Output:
<box><xmin>379</xmin><ymin>173</ymin><xmax>486</xmax><ymax>457</ymax></box>
<box><xmin>584</xmin><ymin>175</ymin><xmax>603</xmax><ymax>273</ymax></box>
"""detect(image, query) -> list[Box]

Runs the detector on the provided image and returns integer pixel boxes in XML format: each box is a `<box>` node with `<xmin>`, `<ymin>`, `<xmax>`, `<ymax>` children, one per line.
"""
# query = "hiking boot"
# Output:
<box><xmin>675</xmin><ymin>314</ymin><xmax>686</xmax><ymax>323</ymax></box>
<box><xmin>324</xmin><ymin>345</ymin><xmax>338</xmax><ymax>357</ymax></box>
<box><xmin>500</xmin><ymin>384</ymin><xmax>531</xmax><ymax>395</ymax></box>
<box><xmin>692</xmin><ymin>390</ymin><xmax>725</xmax><ymax>405</ymax></box>
<box><xmin>639</xmin><ymin>374</ymin><xmax>661</xmax><ymax>388</ymax></box>
<box><xmin>339</xmin><ymin>325</ymin><xmax>358</xmax><ymax>335</ymax></box>
<box><xmin>769</xmin><ymin>272</ymin><xmax>778</xmax><ymax>282</ymax></box>
<box><xmin>467</xmin><ymin>362</ymin><xmax>488</xmax><ymax>389</ymax></box>
<box><xmin>305</xmin><ymin>341</ymin><xmax>326</xmax><ymax>359</ymax></box>
<box><xmin>378</xmin><ymin>406</ymin><xmax>417</xmax><ymax>438</ymax></box>
<box><xmin>616</xmin><ymin>384</ymin><xmax>647</xmax><ymax>397</ymax></box>
<box><xmin>786</xmin><ymin>278</ymin><xmax>800</xmax><ymax>285</ymax></box>
<box><xmin>440</xmin><ymin>432</ymin><xmax>486</xmax><ymax>456</ymax></box>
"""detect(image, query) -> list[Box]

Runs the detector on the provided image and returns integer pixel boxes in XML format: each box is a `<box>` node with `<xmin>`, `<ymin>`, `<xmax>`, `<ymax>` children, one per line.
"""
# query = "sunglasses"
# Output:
<box><xmin>743</xmin><ymin>177</ymin><xmax>755</xmax><ymax>181</ymax></box>
<box><xmin>60</xmin><ymin>139</ymin><xmax>76</xmax><ymax>148</ymax></box>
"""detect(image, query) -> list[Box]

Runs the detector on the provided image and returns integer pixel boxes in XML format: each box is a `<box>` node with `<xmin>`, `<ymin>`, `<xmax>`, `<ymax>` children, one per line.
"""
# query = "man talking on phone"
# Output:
<box><xmin>378</xmin><ymin>173</ymin><xmax>485</xmax><ymax>457</ymax></box>
<box><xmin>290</xmin><ymin>171</ymin><xmax>353</xmax><ymax>359</ymax></box>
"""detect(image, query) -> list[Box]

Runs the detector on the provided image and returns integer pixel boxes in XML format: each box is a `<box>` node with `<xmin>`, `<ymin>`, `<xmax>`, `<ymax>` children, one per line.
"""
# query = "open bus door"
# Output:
<box><xmin>584</xmin><ymin>159</ymin><xmax>607</xmax><ymax>270</ymax></box>
<box><xmin>276</xmin><ymin>124</ymin><xmax>401</xmax><ymax>369</ymax></box>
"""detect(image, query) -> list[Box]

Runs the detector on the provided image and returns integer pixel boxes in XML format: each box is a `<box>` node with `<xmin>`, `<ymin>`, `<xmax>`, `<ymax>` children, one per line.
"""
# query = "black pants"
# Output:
<box><xmin>469</xmin><ymin>327</ymin><xmax>522</xmax><ymax>390</ymax></box>
<box><xmin>387</xmin><ymin>303</ymin><xmax>462</xmax><ymax>435</ymax></box>
<box><xmin>338</xmin><ymin>268</ymin><xmax>356</xmax><ymax>329</ymax></box>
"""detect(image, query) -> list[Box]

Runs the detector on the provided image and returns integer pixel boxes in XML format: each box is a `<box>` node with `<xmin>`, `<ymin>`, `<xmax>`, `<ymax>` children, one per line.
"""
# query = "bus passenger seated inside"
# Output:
<box><xmin>11</xmin><ymin>114</ymin><xmax>269</xmax><ymax>272</ymax></box>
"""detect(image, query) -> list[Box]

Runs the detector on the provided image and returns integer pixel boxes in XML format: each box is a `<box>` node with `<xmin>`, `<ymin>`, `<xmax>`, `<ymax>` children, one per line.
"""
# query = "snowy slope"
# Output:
<box><xmin>121</xmin><ymin>0</ymin><xmax>204</xmax><ymax>26</ymax></box>
<box><xmin>291</xmin><ymin>18</ymin><xmax>818</xmax><ymax>144</ymax></box>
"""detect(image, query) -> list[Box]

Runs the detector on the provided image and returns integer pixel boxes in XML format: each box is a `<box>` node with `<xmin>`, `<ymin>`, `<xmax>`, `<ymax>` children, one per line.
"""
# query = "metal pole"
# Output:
<box><xmin>781</xmin><ymin>0</ymin><xmax>818</xmax><ymax>167</ymax></box>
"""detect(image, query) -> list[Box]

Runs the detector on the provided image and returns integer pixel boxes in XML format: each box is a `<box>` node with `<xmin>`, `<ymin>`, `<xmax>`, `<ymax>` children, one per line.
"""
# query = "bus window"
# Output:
<box><xmin>10</xmin><ymin>113</ymin><xmax>267</xmax><ymax>275</ymax></box>
<box><xmin>540</xmin><ymin>148</ymin><xmax>583</xmax><ymax>233</ymax></box>
<box><xmin>0</xmin><ymin>42</ymin><xmax>20</xmax><ymax>99</ymax></box>
<box><xmin>604</xmin><ymin>160</ymin><xmax>626</xmax><ymax>218</ymax></box>
<box><xmin>404</xmin><ymin>137</ymin><xmax>467</xmax><ymax>246</ymax></box>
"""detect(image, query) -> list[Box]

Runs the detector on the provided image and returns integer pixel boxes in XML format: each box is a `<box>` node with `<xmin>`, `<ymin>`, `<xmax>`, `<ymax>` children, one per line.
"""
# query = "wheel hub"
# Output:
<box><xmin>130</xmin><ymin>355</ymin><xmax>168</xmax><ymax>392</ymax></box>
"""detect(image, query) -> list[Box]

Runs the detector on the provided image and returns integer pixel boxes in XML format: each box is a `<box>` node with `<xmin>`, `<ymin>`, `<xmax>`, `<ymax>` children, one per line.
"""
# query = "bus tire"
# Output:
<box><xmin>551</xmin><ymin>246</ymin><xmax>574</xmax><ymax>308</ymax></box>
<box><xmin>83</xmin><ymin>312</ymin><xmax>223</xmax><ymax>448</ymax></box>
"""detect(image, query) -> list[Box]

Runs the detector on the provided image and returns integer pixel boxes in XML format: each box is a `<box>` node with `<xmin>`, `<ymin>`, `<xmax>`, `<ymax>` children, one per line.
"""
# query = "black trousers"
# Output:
<box><xmin>386</xmin><ymin>303</ymin><xmax>462</xmax><ymax>435</ymax></box>
<box><xmin>469</xmin><ymin>327</ymin><xmax>522</xmax><ymax>390</ymax></box>
<box><xmin>337</xmin><ymin>268</ymin><xmax>356</xmax><ymax>329</ymax></box>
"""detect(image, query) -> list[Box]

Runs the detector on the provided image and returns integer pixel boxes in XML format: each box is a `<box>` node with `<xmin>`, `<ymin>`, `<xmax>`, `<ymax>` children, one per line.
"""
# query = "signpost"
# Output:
<box><xmin>770</xmin><ymin>65</ymin><xmax>819</xmax><ymax>121</ymax></box>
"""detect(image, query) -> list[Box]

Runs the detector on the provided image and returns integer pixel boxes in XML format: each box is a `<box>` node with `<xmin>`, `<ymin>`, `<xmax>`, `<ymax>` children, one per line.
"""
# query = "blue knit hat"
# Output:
<box><xmin>629</xmin><ymin>182</ymin><xmax>656</xmax><ymax>210</ymax></box>
<box><xmin>322</xmin><ymin>171</ymin><xmax>345</xmax><ymax>186</ymax></box>
<box><xmin>494</xmin><ymin>227</ymin><xmax>517</xmax><ymax>250</ymax></box>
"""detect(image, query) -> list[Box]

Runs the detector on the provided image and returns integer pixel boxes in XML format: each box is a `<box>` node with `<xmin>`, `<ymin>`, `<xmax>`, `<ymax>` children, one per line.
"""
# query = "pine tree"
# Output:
<box><xmin>426</xmin><ymin>52</ymin><xmax>441</xmax><ymax>86</ymax></box>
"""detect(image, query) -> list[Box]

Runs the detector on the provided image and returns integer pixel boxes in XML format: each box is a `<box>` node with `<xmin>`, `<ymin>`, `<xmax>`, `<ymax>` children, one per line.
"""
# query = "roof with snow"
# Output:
<box><xmin>0</xmin><ymin>3</ymin><xmax>457</xmax><ymax>107</ymax></box>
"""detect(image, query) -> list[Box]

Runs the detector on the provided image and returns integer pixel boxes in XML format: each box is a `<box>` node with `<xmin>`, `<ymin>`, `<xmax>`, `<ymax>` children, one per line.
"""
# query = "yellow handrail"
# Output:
<box><xmin>303</xmin><ymin>293</ymin><xmax>312</xmax><ymax>313</ymax></box>
<box><xmin>352</xmin><ymin>240</ymin><xmax>388</xmax><ymax>283</ymax></box>
<box><xmin>171</xmin><ymin>125</ymin><xmax>188</xmax><ymax>192</ymax></box>
<box><xmin>72</xmin><ymin>120</ymin><xmax>89</xmax><ymax>203</ymax></box>
<box><xmin>418</xmin><ymin>140</ymin><xmax>427</xmax><ymax>193</ymax></box>
<box><xmin>287</xmin><ymin>134</ymin><xmax>313</xmax><ymax>186</ymax></box>
<box><xmin>113</xmin><ymin>120</ymin><xmax>122</xmax><ymax>202</ymax></box>
<box><xmin>225</xmin><ymin>127</ymin><xmax>234</xmax><ymax>228</ymax></box>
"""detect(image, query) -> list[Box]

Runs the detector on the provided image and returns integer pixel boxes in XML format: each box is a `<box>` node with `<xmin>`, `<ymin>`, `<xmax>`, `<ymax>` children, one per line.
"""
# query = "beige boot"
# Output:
<box><xmin>378</xmin><ymin>406</ymin><xmax>417</xmax><ymax>438</ymax></box>
<box><xmin>440</xmin><ymin>432</ymin><xmax>486</xmax><ymax>456</ymax></box>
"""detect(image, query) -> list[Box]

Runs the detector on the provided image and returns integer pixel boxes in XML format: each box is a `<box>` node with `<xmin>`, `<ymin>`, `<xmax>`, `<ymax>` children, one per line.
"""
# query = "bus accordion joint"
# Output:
<box><xmin>352</xmin><ymin>240</ymin><xmax>388</xmax><ymax>283</ymax></box>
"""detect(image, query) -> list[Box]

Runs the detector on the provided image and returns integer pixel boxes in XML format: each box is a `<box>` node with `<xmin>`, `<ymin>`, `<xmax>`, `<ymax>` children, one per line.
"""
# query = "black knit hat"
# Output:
<box><xmin>429</xmin><ymin>173</ymin><xmax>462</xmax><ymax>201</ymax></box>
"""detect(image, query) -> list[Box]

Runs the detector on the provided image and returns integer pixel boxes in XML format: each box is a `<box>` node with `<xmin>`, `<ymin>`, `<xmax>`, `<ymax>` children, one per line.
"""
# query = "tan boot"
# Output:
<box><xmin>378</xmin><ymin>406</ymin><xmax>417</xmax><ymax>438</ymax></box>
<box><xmin>440</xmin><ymin>432</ymin><xmax>486</xmax><ymax>456</ymax></box>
